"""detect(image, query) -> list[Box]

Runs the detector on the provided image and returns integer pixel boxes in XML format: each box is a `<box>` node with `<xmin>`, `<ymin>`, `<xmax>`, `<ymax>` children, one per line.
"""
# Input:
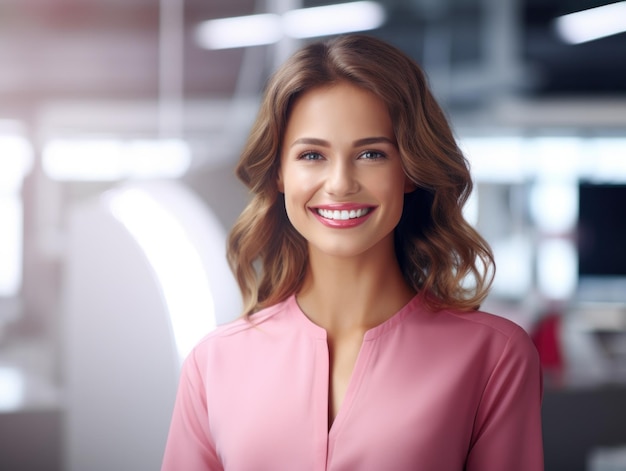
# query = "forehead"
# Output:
<box><xmin>283</xmin><ymin>82</ymin><xmax>394</xmax><ymax>143</ymax></box>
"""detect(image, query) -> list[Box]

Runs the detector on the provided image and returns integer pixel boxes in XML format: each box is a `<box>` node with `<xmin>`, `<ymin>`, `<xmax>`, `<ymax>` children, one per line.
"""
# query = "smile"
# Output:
<box><xmin>311</xmin><ymin>205</ymin><xmax>376</xmax><ymax>229</ymax></box>
<box><xmin>316</xmin><ymin>208</ymin><xmax>371</xmax><ymax>221</ymax></box>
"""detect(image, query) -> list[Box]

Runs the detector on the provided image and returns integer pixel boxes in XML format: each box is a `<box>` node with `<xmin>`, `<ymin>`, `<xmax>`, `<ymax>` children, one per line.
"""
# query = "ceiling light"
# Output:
<box><xmin>195</xmin><ymin>13</ymin><xmax>282</xmax><ymax>49</ymax></box>
<box><xmin>555</xmin><ymin>1</ymin><xmax>626</xmax><ymax>44</ymax></box>
<box><xmin>196</xmin><ymin>1</ymin><xmax>386</xmax><ymax>50</ymax></box>
<box><xmin>282</xmin><ymin>2</ymin><xmax>386</xmax><ymax>39</ymax></box>
<box><xmin>42</xmin><ymin>138</ymin><xmax>191</xmax><ymax>181</ymax></box>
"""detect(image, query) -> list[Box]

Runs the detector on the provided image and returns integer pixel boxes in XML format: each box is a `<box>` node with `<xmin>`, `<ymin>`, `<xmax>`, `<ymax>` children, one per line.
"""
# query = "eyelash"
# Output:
<box><xmin>296</xmin><ymin>150</ymin><xmax>387</xmax><ymax>161</ymax></box>
<box><xmin>360</xmin><ymin>150</ymin><xmax>386</xmax><ymax>160</ymax></box>
<box><xmin>298</xmin><ymin>151</ymin><xmax>324</xmax><ymax>161</ymax></box>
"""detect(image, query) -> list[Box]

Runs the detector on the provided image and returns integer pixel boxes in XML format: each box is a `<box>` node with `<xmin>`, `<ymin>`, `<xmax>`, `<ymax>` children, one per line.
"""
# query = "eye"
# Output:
<box><xmin>359</xmin><ymin>150</ymin><xmax>386</xmax><ymax>160</ymax></box>
<box><xmin>298</xmin><ymin>151</ymin><xmax>324</xmax><ymax>161</ymax></box>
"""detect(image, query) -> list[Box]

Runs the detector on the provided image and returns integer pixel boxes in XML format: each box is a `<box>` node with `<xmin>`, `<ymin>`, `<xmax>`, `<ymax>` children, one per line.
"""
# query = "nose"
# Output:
<box><xmin>325</xmin><ymin>159</ymin><xmax>359</xmax><ymax>196</ymax></box>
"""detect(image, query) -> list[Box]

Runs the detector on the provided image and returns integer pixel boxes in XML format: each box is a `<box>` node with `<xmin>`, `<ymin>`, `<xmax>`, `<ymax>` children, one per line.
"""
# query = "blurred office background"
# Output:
<box><xmin>0</xmin><ymin>0</ymin><xmax>625</xmax><ymax>470</ymax></box>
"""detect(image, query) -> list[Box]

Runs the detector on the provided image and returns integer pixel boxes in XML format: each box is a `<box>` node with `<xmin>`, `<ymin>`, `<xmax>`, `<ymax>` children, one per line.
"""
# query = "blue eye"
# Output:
<box><xmin>299</xmin><ymin>151</ymin><xmax>324</xmax><ymax>161</ymax></box>
<box><xmin>359</xmin><ymin>150</ymin><xmax>385</xmax><ymax>160</ymax></box>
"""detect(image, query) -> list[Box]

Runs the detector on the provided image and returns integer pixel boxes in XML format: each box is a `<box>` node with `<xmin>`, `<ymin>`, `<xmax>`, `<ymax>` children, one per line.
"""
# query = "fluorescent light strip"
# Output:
<box><xmin>283</xmin><ymin>2</ymin><xmax>386</xmax><ymax>39</ymax></box>
<box><xmin>196</xmin><ymin>1</ymin><xmax>386</xmax><ymax>50</ymax></box>
<box><xmin>555</xmin><ymin>1</ymin><xmax>626</xmax><ymax>44</ymax></box>
<box><xmin>42</xmin><ymin>138</ymin><xmax>191</xmax><ymax>181</ymax></box>
<box><xmin>195</xmin><ymin>13</ymin><xmax>282</xmax><ymax>49</ymax></box>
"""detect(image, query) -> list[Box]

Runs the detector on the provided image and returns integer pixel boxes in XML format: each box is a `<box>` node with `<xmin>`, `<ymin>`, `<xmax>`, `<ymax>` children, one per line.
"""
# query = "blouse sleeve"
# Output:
<box><xmin>161</xmin><ymin>347</ymin><xmax>223</xmax><ymax>471</ymax></box>
<box><xmin>466</xmin><ymin>325</ymin><xmax>544</xmax><ymax>471</ymax></box>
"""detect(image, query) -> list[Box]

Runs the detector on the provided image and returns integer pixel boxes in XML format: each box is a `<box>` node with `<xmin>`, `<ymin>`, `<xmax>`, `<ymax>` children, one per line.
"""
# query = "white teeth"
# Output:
<box><xmin>317</xmin><ymin>208</ymin><xmax>370</xmax><ymax>220</ymax></box>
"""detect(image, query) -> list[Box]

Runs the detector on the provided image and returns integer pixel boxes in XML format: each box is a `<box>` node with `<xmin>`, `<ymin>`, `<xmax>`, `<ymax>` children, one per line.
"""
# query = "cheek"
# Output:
<box><xmin>366</xmin><ymin>172</ymin><xmax>405</xmax><ymax>198</ymax></box>
<box><xmin>374</xmin><ymin>174</ymin><xmax>407</xmax><ymax>218</ymax></box>
<box><xmin>283</xmin><ymin>168</ymin><xmax>317</xmax><ymax>197</ymax></box>
<box><xmin>281</xmin><ymin>172</ymin><xmax>309</xmax><ymax>215</ymax></box>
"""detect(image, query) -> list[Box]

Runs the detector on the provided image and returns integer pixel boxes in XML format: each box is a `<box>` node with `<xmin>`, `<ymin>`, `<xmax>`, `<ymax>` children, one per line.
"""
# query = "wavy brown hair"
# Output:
<box><xmin>227</xmin><ymin>34</ymin><xmax>494</xmax><ymax>316</ymax></box>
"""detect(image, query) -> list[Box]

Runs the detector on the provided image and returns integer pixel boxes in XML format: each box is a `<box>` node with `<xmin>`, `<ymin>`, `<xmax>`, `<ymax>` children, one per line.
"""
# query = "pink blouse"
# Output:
<box><xmin>162</xmin><ymin>294</ymin><xmax>544</xmax><ymax>470</ymax></box>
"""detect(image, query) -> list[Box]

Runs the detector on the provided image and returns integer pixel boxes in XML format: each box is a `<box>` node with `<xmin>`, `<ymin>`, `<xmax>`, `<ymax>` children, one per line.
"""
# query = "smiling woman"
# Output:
<box><xmin>277</xmin><ymin>83</ymin><xmax>409</xmax><ymax>260</ymax></box>
<box><xmin>162</xmin><ymin>34</ymin><xmax>544</xmax><ymax>471</ymax></box>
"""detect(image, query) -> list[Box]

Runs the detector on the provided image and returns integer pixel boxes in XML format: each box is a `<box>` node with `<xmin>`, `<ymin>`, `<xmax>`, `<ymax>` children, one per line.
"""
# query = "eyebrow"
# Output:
<box><xmin>290</xmin><ymin>136</ymin><xmax>397</xmax><ymax>148</ymax></box>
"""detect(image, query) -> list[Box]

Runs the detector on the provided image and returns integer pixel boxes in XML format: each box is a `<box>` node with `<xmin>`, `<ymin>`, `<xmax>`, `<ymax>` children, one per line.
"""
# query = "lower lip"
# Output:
<box><xmin>311</xmin><ymin>208</ymin><xmax>375</xmax><ymax>228</ymax></box>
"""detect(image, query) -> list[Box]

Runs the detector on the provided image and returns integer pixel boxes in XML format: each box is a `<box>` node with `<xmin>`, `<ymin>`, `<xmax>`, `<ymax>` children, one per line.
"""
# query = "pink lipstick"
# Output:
<box><xmin>310</xmin><ymin>204</ymin><xmax>376</xmax><ymax>228</ymax></box>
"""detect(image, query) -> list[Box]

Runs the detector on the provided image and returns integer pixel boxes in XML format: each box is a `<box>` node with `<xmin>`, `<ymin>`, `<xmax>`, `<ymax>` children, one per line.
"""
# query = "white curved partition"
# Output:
<box><xmin>63</xmin><ymin>180</ymin><xmax>241</xmax><ymax>471</ymax></box>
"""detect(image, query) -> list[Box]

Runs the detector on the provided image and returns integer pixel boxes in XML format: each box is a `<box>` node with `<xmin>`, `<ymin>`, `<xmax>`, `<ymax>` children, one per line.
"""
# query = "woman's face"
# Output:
<box><xmin>278</xmin><ymin>82</ymin><xmax>412</xmax><ymax>259</ymax></box>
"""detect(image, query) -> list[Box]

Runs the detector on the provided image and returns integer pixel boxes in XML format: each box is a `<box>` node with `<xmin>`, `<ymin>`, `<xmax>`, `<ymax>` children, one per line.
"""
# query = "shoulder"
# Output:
<box><xmin>432</xmin><ymin>303</ymin><xmax>530</xmax><ymax>340</ymax></box>
<box><xmin>184</xmin><ymin>297</ymin><xmax>294</xmax><ymax>363</ymax></box>
<box><xmin>414</xmin><ymin>304</ymin><xmax>542</xmax><ymax>408</ymax></box>
<box><xmin>441</xmin><ymin>307</ymin><xmax>525</xmax><ymax>338</ymax></box>
<box><xmin>412</xmin><ymin>292</ymin><xmax>526</xmax><ymax>339</ymax></box>
<box><xmin>178</xmin><ymin>296</ymin><xmax>308</xmax><ymax>394</ymax></box>
<box><xmin>417</xmin><ymin>303</ymin><xmax>539</xmax><ymax>365</ymax></box>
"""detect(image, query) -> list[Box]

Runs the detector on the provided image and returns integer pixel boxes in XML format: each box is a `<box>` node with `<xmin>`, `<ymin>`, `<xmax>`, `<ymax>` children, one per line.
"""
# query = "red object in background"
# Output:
<box><xmin>531</xmin><ymin>313</ymin><xmax>564</xmax><ymax>386</ymax></box>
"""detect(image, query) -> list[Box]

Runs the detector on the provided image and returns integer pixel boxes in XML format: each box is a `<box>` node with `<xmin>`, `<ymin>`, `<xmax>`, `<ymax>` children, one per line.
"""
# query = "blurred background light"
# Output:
<box><xmin>529</xmin><ymin>181</ymin><xmax>579</xmax><ymax>234</ymax></box>
<box><xmin>195</xmin><ymin>14</ymin><xmax>282</xmax><ymax>49</ymax></box>
<box><xmin>537</xmin><ymin>238</ymin><xmax>578</xmax><ymax>301</ymax></box>
<box><xmin>196</xmin><ymin>1</ymin><xmax>386</xmax><ymax>50</ymax></box>
<box><xmin>106</xmin><ymin>186</ymin><xmax>215</xmax><ymax>360</ymax></box>
<box><xmin>490</xmin><ymin>235</ymin><xmax>533</xmax><ymax>299</ymax></box>
<box><xmin>0</xmin><ymin>133</ymin><xmax>33</xmax><ymax>297</ymax></box>
<box><xmin>528</xmin><ymin>137</ymin><xmax>583</xmax><ymax>181</ymax></box>
<box><xmin>555</xmin><ymin>2</ymin><xmax>626</xmax><ymax>44</ymax></box>
<box><xmin>42</xmin><ymin>138</ymin><xmax>191</xmax><ymax>181</ymax></box>
<box><xmin>0</xmin><ymin>136</ymin><xmax>33</xmax><ymax>191</ymax></box>
<box><xmin>0</xmin><ymin>195</ymin><xmax>23</xmax><ymax>297</ymax></box>
<box><xmin>461</xmin><ymin>136</ymin><xmax>526</xmax><ymax>183</ymax></box>
<box><xmin>0</xmin><ymin>367</ymin><xmax>24</xmax><ymax>412</ymax></box>
<box><xmin>282</xmin><ymin>2</ymin><xmax>386</xmax><ymax>39</ymax></box>
<box><xmin>588</xmin><ymin>138</ymin><xmax>626</xmax><ymax>182</ymax></box>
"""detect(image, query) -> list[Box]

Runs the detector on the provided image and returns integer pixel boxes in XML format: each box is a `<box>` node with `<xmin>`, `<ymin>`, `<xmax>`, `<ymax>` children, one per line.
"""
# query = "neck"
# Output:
<box><xmin>296</xmin><ymin>243</ymin><xmax>415</xmax><ymax>335</ymax></box>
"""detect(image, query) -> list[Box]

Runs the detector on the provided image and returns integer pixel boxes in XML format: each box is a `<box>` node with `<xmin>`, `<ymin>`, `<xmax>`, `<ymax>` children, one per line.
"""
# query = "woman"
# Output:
<box><xmin>162</xmin><ymin>34</ymin><xmax>543</xmax><ymax>470</ymax></box>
